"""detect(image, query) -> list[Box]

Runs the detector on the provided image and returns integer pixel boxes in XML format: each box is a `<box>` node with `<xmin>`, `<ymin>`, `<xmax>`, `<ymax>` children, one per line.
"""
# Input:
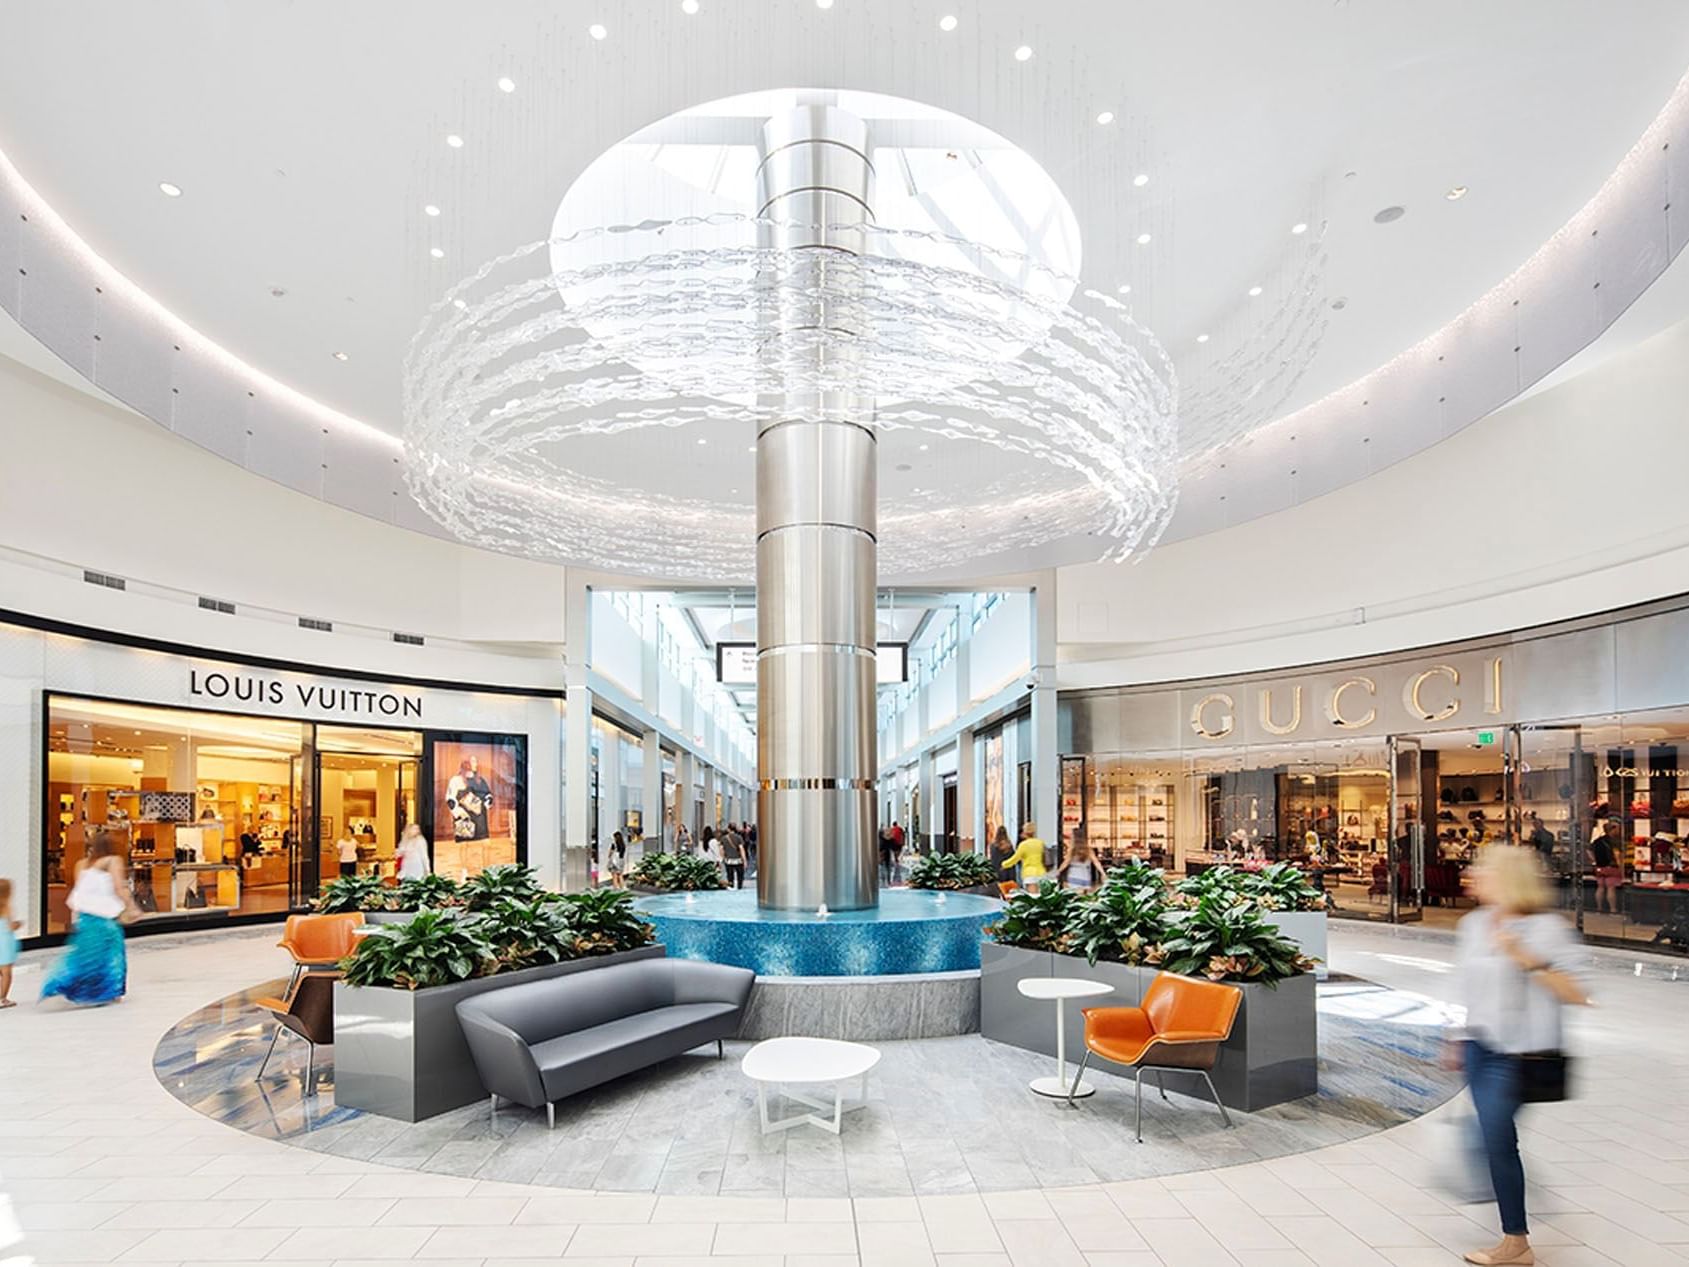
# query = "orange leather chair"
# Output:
<box><xmin>256</xmin><ymin>970</ymin><xmax>339</xmax><ymax>1094</ymax></box>
<box><xmin>277</xmin><ymin>912</ymin><xmax>363</xmax><ymax>991</ymax></box>
<box><xmin>998</xmin><ymin>881</ymin><xmax>1019</xmax><ymax>899</ymax></box>
<box><xmin>1071</xmin><ymin>971</ymin><xmax>1243</xmax><ymax>1141</ymax></box>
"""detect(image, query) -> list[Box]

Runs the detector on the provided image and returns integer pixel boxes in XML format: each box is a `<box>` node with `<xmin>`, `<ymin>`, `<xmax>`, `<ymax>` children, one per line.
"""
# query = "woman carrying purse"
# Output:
<box><xmin>1443</xmin><ymin>845</ymin><xmax>1591</xmax><ymax>1265</ymax></box>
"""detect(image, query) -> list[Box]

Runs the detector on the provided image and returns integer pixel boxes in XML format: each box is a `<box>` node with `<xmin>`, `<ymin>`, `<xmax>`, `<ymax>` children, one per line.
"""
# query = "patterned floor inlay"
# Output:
<box><xmin>152</xmin><ymin>973</ymin><xmax>1461</xmax><ymax>1195</ymax></box>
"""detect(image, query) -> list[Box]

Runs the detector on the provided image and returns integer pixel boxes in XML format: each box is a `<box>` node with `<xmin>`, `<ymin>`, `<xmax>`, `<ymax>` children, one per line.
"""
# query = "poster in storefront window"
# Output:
<box><xmin>431</xmin><ymin>736</ymin><xmax>524</xmax><ymax>879</ymax></box>
<box><xmin>984</xmin><ymin>734</ymin><xmax>1004</xmax><ymax>853</ymax></box>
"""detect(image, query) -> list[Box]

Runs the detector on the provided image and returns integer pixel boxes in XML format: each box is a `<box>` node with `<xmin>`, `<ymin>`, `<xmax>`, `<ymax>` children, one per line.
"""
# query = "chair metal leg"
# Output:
<box><xmin>1134</xmin><ymin>1066</ymin><xmax>1144</xmax><ymax>1143</ymax></box>
<box><xmin>490</xmin><ymin>1093</ymin><xmax>499</xmax><ymax>1123</ymax></box>
<box><xmin>1200</xmin><ymin>1070</ymin><xmax>1234</xmax><ymax>1129</ymax></box>
<box><xmin>257</xmin><ymin>1022</ymin><xmax>283</xmax><ymax>1080</ymax></box>
<box><xmin>1064</xmin><ymin>1050</ymin><xmax>1092</xmax><ymax>1109</ymax></box>
<box><xmin>304</xmin><ymin>1041</ymin><xmax>316</xmax><ymax>1097</ymax></box>
<box><xmin>286</xmin><ymin>963</ymin><xmax>302</xmax><ymax>995</ymax></box>
<box><xmin>546</xmin><ymin>1101</ymin><xmax>556</xmax><ymax>1130</ymax></box>
<box><xmin>1157</xmin><ymin>1069</ymin><xmax>1168</xmax><ymax>1101</ymax></box>
<box><xmin>717</xmin><ymin>1038</ymin><xmax>724</xmax><ymax>1060</ymax></box>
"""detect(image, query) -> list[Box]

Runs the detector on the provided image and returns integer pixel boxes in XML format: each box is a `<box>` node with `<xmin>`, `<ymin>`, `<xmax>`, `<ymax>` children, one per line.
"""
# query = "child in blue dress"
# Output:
<box><xmin>0</xmin><ymin>877</ymin><xmax>18</xmax><ymax>1007</ymax></box>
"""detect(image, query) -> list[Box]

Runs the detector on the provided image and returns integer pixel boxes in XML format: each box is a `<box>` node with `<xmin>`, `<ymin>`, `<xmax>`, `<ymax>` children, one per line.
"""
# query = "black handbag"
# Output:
<box><xmin>1518</xmin><ymin>1050</ymin><xmax>1570</xmax><ymax>1103</ymax></box>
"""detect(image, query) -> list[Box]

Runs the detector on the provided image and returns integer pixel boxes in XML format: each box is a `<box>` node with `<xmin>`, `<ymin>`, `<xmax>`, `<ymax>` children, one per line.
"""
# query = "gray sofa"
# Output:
<box><xmin>455</xmin><ymin>957</ymin><xmax>755</xmax><ymax>1126</ymax></box>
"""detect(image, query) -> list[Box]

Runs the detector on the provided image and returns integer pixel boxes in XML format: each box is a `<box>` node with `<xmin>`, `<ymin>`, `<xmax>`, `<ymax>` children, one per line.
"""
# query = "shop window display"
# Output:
<box><xmin>431</xmin><ymin>736</ymin><xmax>524</xmax><ymax>879</ymax></box>
<box><xmin>46</xmin><ymin>696</ymin><xmax>307</xmax><ymax>934</ymax></box>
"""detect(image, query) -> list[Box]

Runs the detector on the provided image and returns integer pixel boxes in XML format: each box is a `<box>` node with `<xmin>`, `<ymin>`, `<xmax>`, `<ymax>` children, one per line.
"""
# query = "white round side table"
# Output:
<box><xmin>1017</xmin><ymin>977</ymin><xmax>1113</xmax><ymax>1098</ymax></box>
<box><xmin>741</xmin><ymin>1036</ymin><xmax>882</xmax><ymax>1135</ymax></box>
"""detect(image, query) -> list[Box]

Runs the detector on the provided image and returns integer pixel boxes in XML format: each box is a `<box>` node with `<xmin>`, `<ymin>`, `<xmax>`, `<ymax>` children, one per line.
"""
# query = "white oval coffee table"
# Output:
<box><xmin>741</xmin><ymin>1036</ymin><xmax>881</xmax><ymax>1135</ymax></box>
<box><xmin>1018</xmin><ymin>977</ymin><xmax>1113</xmax><ymax>1098</ymax></box>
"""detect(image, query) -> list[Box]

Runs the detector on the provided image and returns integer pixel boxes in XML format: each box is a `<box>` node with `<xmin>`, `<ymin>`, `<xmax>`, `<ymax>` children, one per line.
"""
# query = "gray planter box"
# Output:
<box><xmin>1264</xmin><ymin>911</ymin><xmax>1329</xmax><ymax>979</ymax></box>
<box><xmin>1211</xmin><ymin>972</ymin><xmax>1318</xmax><ymax>1111</ymax></box>
<box><xmin>980</xmin><ymin>942</ymin><xmax>1316</xmax><ymax>1112</ymax></box>
<box><xmin>980</xmin><ymin>942</ymin><xmax>1147</xmax><ymax>1064</ymax></box>
<box><xmin>334</xmin><ymin>944</ymin><xmax>666</xmax><ymax>1122</ymax></box>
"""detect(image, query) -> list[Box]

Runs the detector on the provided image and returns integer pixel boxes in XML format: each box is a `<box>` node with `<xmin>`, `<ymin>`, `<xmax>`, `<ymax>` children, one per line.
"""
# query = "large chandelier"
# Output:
<box><xmin>403</xmin><ymin>212</ymin><xmax>1179</xmax><ymax>581</ymax></box>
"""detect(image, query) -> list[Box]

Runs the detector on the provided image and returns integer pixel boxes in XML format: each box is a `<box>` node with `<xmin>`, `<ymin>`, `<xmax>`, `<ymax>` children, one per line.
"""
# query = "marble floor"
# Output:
<box><xmin>4</xmin><ymin>922</ymin><xmax>1689</xmax><ymax>1267</ymax></box>
<box><xmin>150</xmin><ymin>974</ymin><xmax>1459</xmax><ymax>1196</ymax></box>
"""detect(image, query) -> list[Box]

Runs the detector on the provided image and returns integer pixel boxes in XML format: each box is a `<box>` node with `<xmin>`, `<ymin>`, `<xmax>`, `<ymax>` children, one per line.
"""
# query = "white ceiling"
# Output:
<box><xmin>4</xmin><ymin>0</ymin><xmax>1689</xmax><ymax>578</ymax></box>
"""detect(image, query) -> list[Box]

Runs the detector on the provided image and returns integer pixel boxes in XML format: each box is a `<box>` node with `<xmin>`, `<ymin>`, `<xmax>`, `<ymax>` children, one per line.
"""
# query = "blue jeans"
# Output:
<box><xmin>1465</xmin><ymin>1040</ymin><xmax>1528</xmax><ymax>1235</ymax></box>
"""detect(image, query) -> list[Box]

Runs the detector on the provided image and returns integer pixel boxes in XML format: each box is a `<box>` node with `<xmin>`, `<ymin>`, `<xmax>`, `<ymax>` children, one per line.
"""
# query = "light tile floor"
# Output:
<box><xmin>3</xmin><ymin>923</ymin><xmax>1688</xmax><ymax>1266</ymax></box>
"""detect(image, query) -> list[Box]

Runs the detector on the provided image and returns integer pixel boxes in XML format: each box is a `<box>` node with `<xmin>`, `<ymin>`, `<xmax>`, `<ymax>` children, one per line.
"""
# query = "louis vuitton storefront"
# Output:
<box><xmin>1060</xmin><ymin>596</ymin><xmax>1689</xmax><ymax>951</ymax></box>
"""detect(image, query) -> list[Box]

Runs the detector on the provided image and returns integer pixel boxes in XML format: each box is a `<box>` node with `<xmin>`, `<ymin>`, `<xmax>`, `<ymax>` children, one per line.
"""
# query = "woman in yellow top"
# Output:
<box><xmin>1001</xmin><ymin>823</ymin><xmax>1049</xmax><ymax>891</ymax></box>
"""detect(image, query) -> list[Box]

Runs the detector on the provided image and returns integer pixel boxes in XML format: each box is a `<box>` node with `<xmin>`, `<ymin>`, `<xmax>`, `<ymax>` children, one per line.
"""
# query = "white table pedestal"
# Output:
<box><xmin>1017</xmin><ymin>977</ymin><xmax>1113</xmax><ymax>1100</ymax></box>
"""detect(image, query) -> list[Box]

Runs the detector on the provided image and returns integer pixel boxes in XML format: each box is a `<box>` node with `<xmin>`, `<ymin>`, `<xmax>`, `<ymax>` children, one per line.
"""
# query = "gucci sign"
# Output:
<box><xmin>1189</xmin><ymin>657</ymin><xmax>1505</xmax><ymax>741</ymax></box>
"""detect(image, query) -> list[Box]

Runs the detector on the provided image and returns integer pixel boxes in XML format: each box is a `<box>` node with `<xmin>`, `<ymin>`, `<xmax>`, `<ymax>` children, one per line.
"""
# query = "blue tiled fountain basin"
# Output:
<box><xmin>634</xmin><ymin>888</ymin><xmax>1000</xmax><ymax>977</ymax></box>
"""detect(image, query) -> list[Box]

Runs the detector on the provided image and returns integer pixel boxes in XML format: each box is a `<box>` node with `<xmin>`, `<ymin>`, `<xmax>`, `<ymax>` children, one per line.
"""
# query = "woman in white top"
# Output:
<box><xmin>395</xmin><ymin>823</ymin><xmax>431</xmax><ymax>881</ymax></box>
<box><xmin>42</xmin><ymin>830</ymin><xmax>140</xmax><ymax>1005</ymax></box>
<box><xmin>1445</xmin><ymin>845</ymin><xmax>1590</xmax><ymax>1266</ymax></box>
<box><xmin>337</xmin><ymin>833</ymin><xmax>359</xmax><ymax>878</ymax></box>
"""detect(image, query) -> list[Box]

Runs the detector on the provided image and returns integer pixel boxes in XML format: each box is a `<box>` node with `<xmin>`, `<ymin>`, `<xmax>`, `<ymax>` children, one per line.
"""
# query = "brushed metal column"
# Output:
<box><xmin>755</xmin><ymin>104</ymin><xmax>880</xmax><ymax>910</ymax></box>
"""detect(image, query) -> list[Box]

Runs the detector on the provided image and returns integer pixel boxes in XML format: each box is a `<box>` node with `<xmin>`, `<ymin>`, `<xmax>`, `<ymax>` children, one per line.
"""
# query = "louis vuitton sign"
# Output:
<box><xmin>1182</xmin><ymin>652</ymin><xmax>1509</xmax><ymax>746</ymax></box>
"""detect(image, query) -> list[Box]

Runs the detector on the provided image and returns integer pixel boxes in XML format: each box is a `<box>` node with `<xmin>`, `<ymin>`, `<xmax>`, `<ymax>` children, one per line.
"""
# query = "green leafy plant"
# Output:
<box><xmin>1066</xmin><ymin>879</ymin><xmax>1169</xmax><ymax>966</ymax></box>
<box><xmin>627</xmin><ymin>852</ymin><xmax>726</xmax><ymax>891</ymax></box>
<box><xmin>1156</xmin><ymin>892</ymin><xmax>1314</xmax><ymax>984</ymax></box>
<box><xmin>479</xmin><ymin>898</ymin><xmax>579</xmax><ymax>971</ymax></box>
<box><xmin>1099</xmin><ymin>859</ymin><xmax>1166</xmax><ymax>894</ymax></box>
<box><xmin>906</xmin><ymin>852</ymin><xmax>997</xmax><ymax>890</ymax></box>
<box><xmin>461</xmin><ymin>863</ymin><xmax>545</xmax><ymax>910</ymax></box>
<box><xmin>1239</xmin><ymin>862</ymin><xmax>1328</xmax><ymax>912</ymax></box>
<box><xmin>340</xmin><ymin>909</ymin><xmax>495</xmax><ymax>990</ymax></box>
<box><xmin>553</xmin><ymin>888</ymin><xmax>658</xmax><ymax>955</ymax></box>
<box><xmin>1171</xmin><ymin>865</ymin><xmax>1249</xmax><ymax>906</ymax></box>
<box><xmin>313</xmin><ymin>874</ymin><xmax>391</xmax><ymax>914</ymax></box>
<box><xmin>987</xmin><ymin>886</ymin><xmax>1080</xmax><ymax>954</ymax></box>
<box><xmin>396</xmin><ymin>873</ymin><xmax>463</xmax><ymax>911</ymax></box>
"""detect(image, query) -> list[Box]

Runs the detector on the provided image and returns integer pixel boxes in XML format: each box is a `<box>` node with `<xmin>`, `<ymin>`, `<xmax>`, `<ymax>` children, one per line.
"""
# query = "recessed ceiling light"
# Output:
<box><xmin>1247</xmin><ymin>285</ymin><xmax>1263</xmax><ymax>297</ymax></box>
<box><xmin>939</xmin><ymin>14</ymin><xmax>958</xmax><ymax>30</ymax></box>
<box><xmin>332</xmin><ymin>351</ymin><xmax>349</xmax><ymax>361</ymax></box>
<box><xmin>424</xmin><ymin>204</ymin><xmax>441</xmax><ymax>217</ymax></box>
<box><xmin>158</xmin><ymin>181</ymin><xmax>182</xmax><ymax>197</ymax></box>
<box><xmin>1116</xmin><ymin>283</ymin><xmax>1131</xmax><ymax>294</ymax></box>
<box><xmin>1136</xmin><ymin>232</ymin><xmax>1151</xmax><ymax>245</ymax></box>
<box><xmin>919</xmin><ymin>443</ymin><xmax>929</xmax><ymax>451</ymax></box>
<box><xmin>1196</xmin><ymin>334</ymin><xmax>1210</xmax><ymax>344</ymax></box>
<box><xmin>1291</xmin><ymin>222</ymin><xmax>1308</xmax><ymax>235</ymax></box>
<box><xmin>588</xmin><ymin>22</ymin><xmax>608</xmax><ymax>38</ymax></box>
<box><xmin>1373</xmin><ymin>205</ymin><xmax>1406</xmax><ymax>224</ymax></box>
<box><xmin>1096</xmin><ymin>111</ymin><xmax>1115</xmax><ymax>125</ymax></box>
<box><xmin>430</xmin><ymin>247</ymin><xmax>445</xmax><ymax>259</ymax></box>
<box><xmin>1014</xmin><ymin>45</ymin><xmax>1033</xmax><ymax>61</ymax></box>
<box><xmin>815</xmin><ymin>0</ymin><xmax>834</xmax><ymax>8</ymax></box>
<box><xmin>1445</xmin><ymin>185</ymin><xmax>1469</xmax><ymax>201</ymax></box>
<box><xmin>446</xmin><ymin>134</ymin><xmax>464</xmax><ymax>149</ymax></box>
<box><xmin>682</xmin><ymin>0</ymin><xmax>699</xmax><ymax>10</ymax></box>
<box><xmin>697</xmin><ymin>437</ymin><xmax>708</xmax><ymax>445</ymax></box>
<box><xmin>497</xmin><ymin>76</ymin><xmax>516</xmax><ymax>93</ymax></box>
<box><xmin>1132</xmin><ymin>173</ymin><xmax>1149</xmax><ymax>188</ymax></box>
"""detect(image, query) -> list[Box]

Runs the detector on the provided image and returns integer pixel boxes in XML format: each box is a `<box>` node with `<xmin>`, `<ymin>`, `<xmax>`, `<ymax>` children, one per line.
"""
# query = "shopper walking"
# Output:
<box><xmin>1590</xmin><ymin>819</ymin><xmax>1623</xmax><ymax>914</ymax></box>
<box><xmin>0</xmin><ymin>878</ymin><xmax>19</xmax><ymax>1008</ymax></box>
<box><xmin>41</xmin><ymin>831</ymin><xmax>139</xmax><ymax>1006</ymax></box>
<box><xmin>606</xmin><ymin>831</ymin><xmax>627</xmax><ymax>889</ymax></box>
<box><xmin>1445</xmin><ymin>845</ymin><xmax>1590</xmax><ymax>1266</ymax></box>
<box><xmin>722</xmin><ymin>827</ymin><xmax>747</xmax><ymax>890</ymax></box>
<box><xmin>1000</xmin><ymin>822</ymin><xmax>1050</xmax><ymax>892</ymax></box>
<box><xmin>1056</xmin><ymin>829</ymin><xmax>1108</xmax><ymax>893</ymax></box>
<box><xmin>336</xmin><ymin>831</ymin><xmax>359</xmax><ymax>878</ymax></box>
<box><xmin>889</xmin><ymin>820</ymin><xmax>906</xmax><ymax>883</ymax></box>
<box><xmin>395</xmin><ymin>822</ymin><xmax>431</xmax><ymax>881</ymax></box>
<box><xmin>700</xmin><ymin>826</ymin><xmax>724</xmax><ymax>880</ymax></box>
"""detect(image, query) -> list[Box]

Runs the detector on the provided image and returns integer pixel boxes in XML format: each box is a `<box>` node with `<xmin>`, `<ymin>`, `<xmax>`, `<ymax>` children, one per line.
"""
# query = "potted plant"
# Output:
<box><xmin>979</xmin><ymin>886</ymin><xmax>1082</xmax><ymax>1051</ymax></box>
<box><xmin>1239</xmin><ymin>862</ymin><xmax>1329</xmax><ymax>976</ymax></box>
<box><xmin>905</xmin><ymin>852</ymin><xmax>999</xmax><ymax>895</ymax></box>
<box><xmin>313</xmin><ymin>873</ymin><xmax>392</xmax><ymax>914</ymax></box>
<box><xmin>460</xmin><ymin>862</ymin><xmax>546</xmax><ymax>910</ymax></box>
<box><xmin>627</xmin><ymin>852</ymin><xmax>726</xmax><ymax>892</ymax></box>
<box><xmin>333</xmin><ymin>891</ymin><xmax>665</xmax><ymax>1123</ymax></box>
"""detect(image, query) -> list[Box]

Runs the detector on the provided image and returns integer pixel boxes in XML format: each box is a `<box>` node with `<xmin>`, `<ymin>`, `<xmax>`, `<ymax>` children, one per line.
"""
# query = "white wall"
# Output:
<box><xmin>0</xmin><ymin>354</ymin><xmax>568</xmax><ymax>650</ymax></box>
<box><xmin>968</xmin><ymin>593</ymin><xmax>1032</xmax><ymax>704</ymax></box>
<box><xmin>1058</xmin><ymin>313</ymin><xmax>1689</xmax><ymax>688</ymax></box>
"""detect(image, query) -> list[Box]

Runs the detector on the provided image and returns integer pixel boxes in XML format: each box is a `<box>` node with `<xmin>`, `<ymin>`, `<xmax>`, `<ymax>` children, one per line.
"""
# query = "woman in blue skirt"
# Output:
<box><xmin>42</xmin><ymin>831</ymin><xmax>138</xmax><ymax>1005</ymax></box>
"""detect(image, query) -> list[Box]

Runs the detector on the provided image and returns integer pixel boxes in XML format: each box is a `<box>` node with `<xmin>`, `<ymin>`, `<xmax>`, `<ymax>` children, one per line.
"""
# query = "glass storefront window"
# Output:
<box><xmin>46</xmin><ymin>696</ymin><xmax>307</xmax><ymax>934</ymax></box>
<box><xmin>431</xmin><ymin>735</ymin><xmax>524</xmax><ymax>880</ymax></box>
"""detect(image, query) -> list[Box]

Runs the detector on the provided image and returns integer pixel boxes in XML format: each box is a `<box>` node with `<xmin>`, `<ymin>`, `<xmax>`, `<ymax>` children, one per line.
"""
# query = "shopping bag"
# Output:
<box><xmin>1429</xmin><ymin>1099</ymin><xmax>1492</xmax><ymax>1205</ymax></box>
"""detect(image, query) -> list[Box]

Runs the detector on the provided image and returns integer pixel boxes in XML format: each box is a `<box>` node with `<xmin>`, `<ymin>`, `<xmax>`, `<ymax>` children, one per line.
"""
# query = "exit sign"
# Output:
<box><xmin>1477</xmin><ymin>730</ymin><xmax>1498</xmax><ymax>747</ymax></box>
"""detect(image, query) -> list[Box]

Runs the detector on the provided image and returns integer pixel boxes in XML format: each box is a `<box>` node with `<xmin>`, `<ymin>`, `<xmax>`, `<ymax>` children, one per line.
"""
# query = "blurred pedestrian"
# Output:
<box><xmin>1444</xmin><ymin>845</ymin><xmax>1590</xmax><ymax>1266</ymax></box>
<box><xmin>0</xmin><ymin>877</ymin><xmax>19</xmax><ymax>1008</ymax></box>
<box><xmin>395</xmin><ymin>822</ymin><xmax>431</xmax><ymax>881</ymax></box>
<box><xmin>42</xmin><ymin>831</ymin><xmax>139</xmax><ymax>1006</ymax></box>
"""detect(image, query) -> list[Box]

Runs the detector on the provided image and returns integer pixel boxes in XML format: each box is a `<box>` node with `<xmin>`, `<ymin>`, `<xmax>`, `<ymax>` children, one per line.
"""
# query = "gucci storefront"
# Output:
<box><xmin>1060</xmin><ymin>596</ymin><xmax>1689</xmax><ymax>951</ymax></box>
<box><xmin>0</xmin><ymin>615</ymin><xmax>563</xmax><ymax>944</ymax></box>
